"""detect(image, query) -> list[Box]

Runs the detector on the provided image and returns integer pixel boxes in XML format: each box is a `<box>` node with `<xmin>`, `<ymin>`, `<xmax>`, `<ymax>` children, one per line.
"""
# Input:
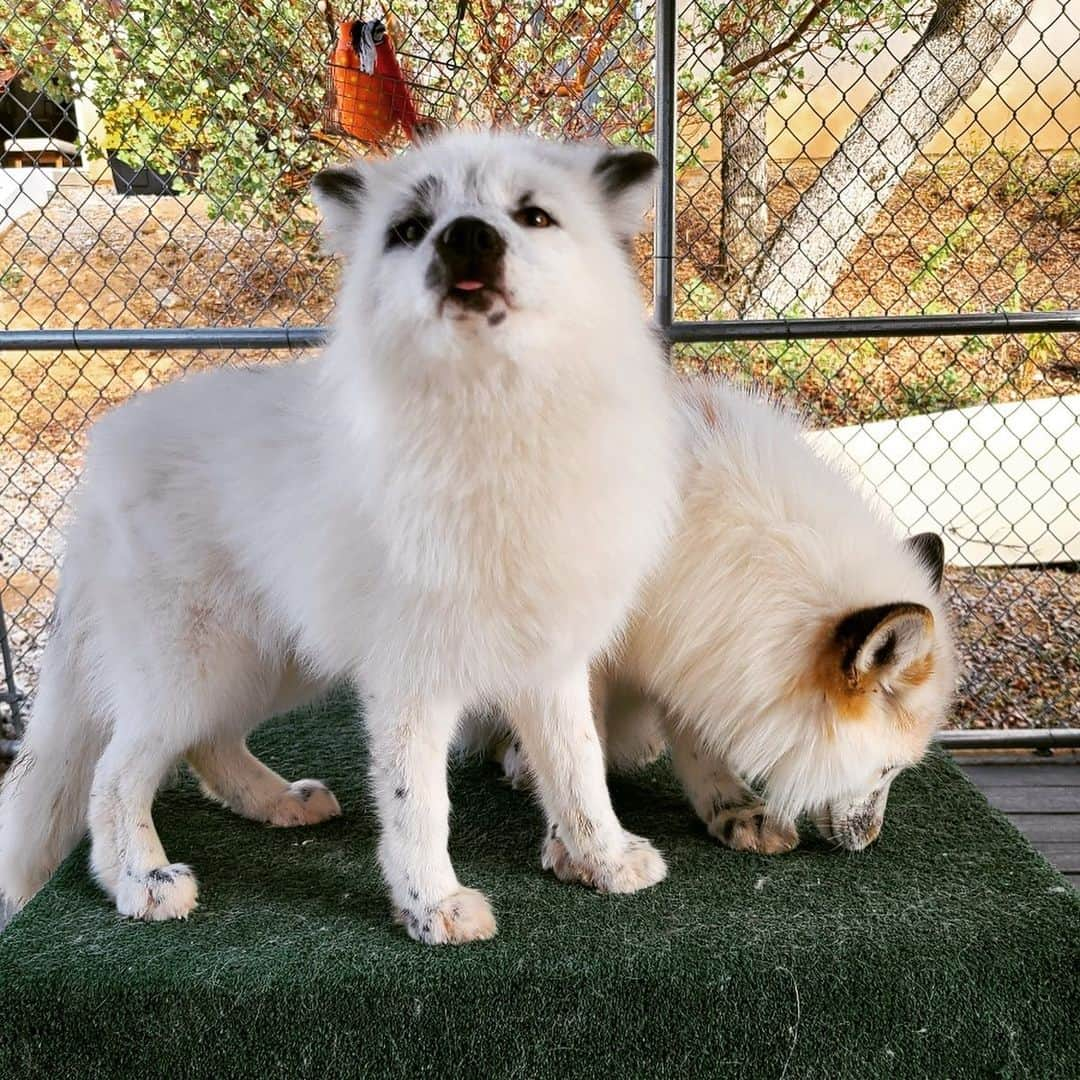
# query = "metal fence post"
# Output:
<box><xmin>652</xmin><ymin>0</ymin><xmax>676</xmax><ymax>336</ymax></box>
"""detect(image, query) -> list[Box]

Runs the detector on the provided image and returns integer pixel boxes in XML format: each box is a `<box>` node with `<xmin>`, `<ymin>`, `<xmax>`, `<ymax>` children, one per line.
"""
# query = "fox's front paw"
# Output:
<box><xmin>709</xmin><ymin>803</ymin><xmax>799</xmax><ymax>854</ymax></box>
<box><xmin>542</xmin><ymin>829</ymin><xmax>667</xmax><ymax>893</ymax></box>
<box><xmin>395</xmin><ymin>886</ymin><xmax>497</xmax><ymax>945</ymax></box>
<box><xmin>116</xmin><ymin>863</ymin><xmax>199</xmax><ymax>921</ymax></box>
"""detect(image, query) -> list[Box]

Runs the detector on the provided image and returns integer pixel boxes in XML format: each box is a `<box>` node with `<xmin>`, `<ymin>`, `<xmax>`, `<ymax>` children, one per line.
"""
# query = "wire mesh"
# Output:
<box><xmin>1</xmin><ymin>0</ymin><xmax>1078</xmax><ymax>738</ymax></box>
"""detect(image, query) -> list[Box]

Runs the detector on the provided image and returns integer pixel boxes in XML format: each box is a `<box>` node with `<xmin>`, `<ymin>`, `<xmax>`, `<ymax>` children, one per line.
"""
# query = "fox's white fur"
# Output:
<box><xmin>486</xmin><ymin>379</ymin><xmax>956</xmax><ymax>855</ymax></box>
<box><xmin>0</xmin><ymin>131</ymin><xmax>679</xmax><ymax>940</ymax></box>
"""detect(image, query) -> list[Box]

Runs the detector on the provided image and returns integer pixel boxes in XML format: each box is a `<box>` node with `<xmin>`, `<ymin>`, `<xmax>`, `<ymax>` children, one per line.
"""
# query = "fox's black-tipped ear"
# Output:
<box><xmin>906</xmin><ymin>532</ymin><xmax>945</xmax><ymax>592</ymax></box>
<box><xmin>594</xmin><ymin>149</ymin><xmax>658</xmax><ymax>199</ymax></box>
<box><xmin>836</xmin><ymin>603</ymin><xmax>936</xmax><ymax>690</ymax></box>
<box><xmin>592</xmin><ymin>148</ymin><xmax>658</xmax><ymax>238</ymax></box>
<box><xmin>311</xmin><ymin>165</ymin><xmax>367</xmax><ymax>255</ymax></box>
<box><xmin>312</xmin><ymin>165</ymin><xmax>366</xmax><ymax>208</ymax></box>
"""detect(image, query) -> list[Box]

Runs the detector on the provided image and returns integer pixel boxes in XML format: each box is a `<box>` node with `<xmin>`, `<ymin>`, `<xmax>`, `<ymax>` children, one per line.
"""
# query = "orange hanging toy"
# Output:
<box><xmin>329</xmin><ymin>19</ymin><xmax>420</xmax><ymax>145</ymax></box>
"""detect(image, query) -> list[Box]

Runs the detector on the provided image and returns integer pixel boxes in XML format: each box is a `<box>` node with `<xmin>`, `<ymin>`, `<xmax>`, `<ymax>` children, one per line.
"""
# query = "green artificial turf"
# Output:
<box><xmin>1</xmin><ymin>686</ymin><xmax>1077</xmax><ymax>1080</ymax></box>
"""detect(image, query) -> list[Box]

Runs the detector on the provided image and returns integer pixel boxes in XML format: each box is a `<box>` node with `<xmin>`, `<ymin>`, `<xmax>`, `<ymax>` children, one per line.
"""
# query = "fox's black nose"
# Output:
<box><xmin>437</xmin><ymin>217</ymin><xmax>505</xmax><ymax>260</ymax></box>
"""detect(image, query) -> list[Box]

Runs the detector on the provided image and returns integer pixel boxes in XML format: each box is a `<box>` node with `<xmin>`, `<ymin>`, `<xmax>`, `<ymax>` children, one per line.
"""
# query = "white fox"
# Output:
<box><xmin>0</xmin><ymin>131</ymin><xmax>679</xmax><ymax>942</ymax></box>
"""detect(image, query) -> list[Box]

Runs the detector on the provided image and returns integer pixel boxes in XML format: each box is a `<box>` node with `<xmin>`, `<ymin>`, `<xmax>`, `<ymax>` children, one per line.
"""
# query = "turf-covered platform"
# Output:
<box><xmin>2</xmin><ymin>688</ymin><xmax>1078</xmax><ymax>1079</ymax></box>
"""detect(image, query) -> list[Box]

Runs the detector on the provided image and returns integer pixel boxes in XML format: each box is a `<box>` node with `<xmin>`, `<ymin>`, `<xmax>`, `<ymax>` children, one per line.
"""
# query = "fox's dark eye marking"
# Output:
<box><xmin>514</xmin><ymin>206</ymin><xmax>556</xmax><ymax>229</ymax></box>
<box><xmin>387</xmin><ymin>215</ymin><xmax>432</xmax><ymax>249</ymax></box>
<box><xmin>412</xmin><ymin>174</ymin><xmax>443</xmax><ymax>209</ymax></box>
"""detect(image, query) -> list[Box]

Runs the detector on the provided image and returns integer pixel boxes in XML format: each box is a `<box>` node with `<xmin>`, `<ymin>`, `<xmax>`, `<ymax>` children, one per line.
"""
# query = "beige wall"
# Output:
<box><xmin>695</xmin><ymin>0</ymin><xmax>1080</xmax><ymax>161</ymax></box>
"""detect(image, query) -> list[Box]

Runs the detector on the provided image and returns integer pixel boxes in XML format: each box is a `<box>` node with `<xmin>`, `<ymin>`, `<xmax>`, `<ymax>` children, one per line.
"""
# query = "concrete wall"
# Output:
<box><xmin>0</xmin><ymin>166</ymin><xmax>60</xmax><ymax>239</ymax></box>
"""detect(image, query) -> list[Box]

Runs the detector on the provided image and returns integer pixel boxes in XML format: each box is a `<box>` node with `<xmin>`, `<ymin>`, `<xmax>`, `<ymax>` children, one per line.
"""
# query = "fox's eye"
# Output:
<box><xmin>514</xmin><ymin>206</ymin><xmax>556</xmax><ymax>229</ymax></box>
<box><xmin>387</xmin><ymin>216</ymin><xmax>431</xmax><ymax>249</ymax></box>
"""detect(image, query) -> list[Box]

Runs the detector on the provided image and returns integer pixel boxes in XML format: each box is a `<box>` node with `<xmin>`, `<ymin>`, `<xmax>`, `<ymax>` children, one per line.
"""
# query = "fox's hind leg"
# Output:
<box><xmin>89</xmin><ymin>627</ymin><xmax>286</xmax><ymax>920</ymax></box>
<box><xmin>591</xmin><ymin>673</ymin><xmax>666</xmax><ymax>773</ymax></box>
<box><xmin>665</xmin><ymin>718</ymin><xmax>799</xmax><ymax>855</ymax></box>
<box><xmin>187</xmin><ymin>739</ymin><xmax>341</xmax><ymax>827</ymax></box>
<box><xmin>187</xmin><ymin>660</ymin><xmax>339</xmax><ymax>826</ymax></box>
<box><xmin>89</xmin><ymin>723</ymin><xmax>201</xmax><ymax>921</ymax></box>
<box><xmin>490</xmin><ymin>674</ymin><xmax>664</xmax><ymax>788</ymax></box>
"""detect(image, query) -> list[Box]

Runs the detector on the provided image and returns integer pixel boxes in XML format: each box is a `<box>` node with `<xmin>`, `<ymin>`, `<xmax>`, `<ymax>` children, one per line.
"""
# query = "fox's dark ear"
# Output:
<box><xmin>906</xmin><ymin>532</ymin><xmax>945</xmax><ymax>592</ymax></box>
<box><xmin>311</xmin><ymin>165</ymin><xmax>367</xmax><ymax>255</ymax></box>
<box><xmin>592</xmin><ymin>148</ymin><xmax>658</xmax><ymax>238</ymax></box>
<box><xmin>835</xmin><ymin>603</ymin><xmax>935</xmax><ymax>691</ymax></box>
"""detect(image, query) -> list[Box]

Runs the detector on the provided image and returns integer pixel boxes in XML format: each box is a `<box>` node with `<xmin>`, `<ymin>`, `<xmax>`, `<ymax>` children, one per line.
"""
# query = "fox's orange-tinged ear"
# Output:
<box><xmin>835</xmin><ymin>603</ymin><xmax>935</xmax><ymax>690</ymax></box>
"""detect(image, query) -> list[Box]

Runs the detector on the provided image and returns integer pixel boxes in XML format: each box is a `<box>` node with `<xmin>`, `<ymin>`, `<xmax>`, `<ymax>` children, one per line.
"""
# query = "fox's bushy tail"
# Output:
<box><xmin>0</xmin><ymin>632</ymin><xmax>103</xmax><ymax>910</ymax></box>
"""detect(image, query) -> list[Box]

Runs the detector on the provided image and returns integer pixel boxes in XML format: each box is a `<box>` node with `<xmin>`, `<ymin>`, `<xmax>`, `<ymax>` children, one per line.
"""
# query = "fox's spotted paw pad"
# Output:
<box><xmin>709</xmin><ymin>803</ymin><xmax>799</xmax><ymax>854</ymax></box>
<box><xmin>267</xmin><ymin>779</ymin><xmax>342</xmax><ymax>827</ymax></box>
<box><xmin>116</xmin><ymin>863</ymin><xmax>198</xmax><ymax>921</ymax></box>
<box><xmin>542</xmin><ymin>830</ymin><xmax>667</xmax><ymax>893</ymax></box>
<box><xmin>396</xmin><ymin>887</ymin><xmax>497</xmax><ymax>945</ymax></box>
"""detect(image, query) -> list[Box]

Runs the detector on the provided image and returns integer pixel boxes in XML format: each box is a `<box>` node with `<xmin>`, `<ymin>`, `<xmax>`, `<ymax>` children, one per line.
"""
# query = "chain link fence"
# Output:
<box><xmin>1</xmin><ymin>0</ymin><xmax>1078</xmax><ymax>739</ymax></box>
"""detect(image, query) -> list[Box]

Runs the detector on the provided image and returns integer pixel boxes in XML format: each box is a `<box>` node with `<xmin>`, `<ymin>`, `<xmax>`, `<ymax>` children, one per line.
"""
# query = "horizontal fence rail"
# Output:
<box><xmin>938</xmin><ymin>728</ymin><xmax>1080</xmax><ymax>751</ymax></box>
<box><xmin>0</xmin><ymin>327</ymin><xmax>330</xmax><ymax>352</ymax></box>
<box><xmin>3</xmin><ymin>310</ymin><xmax>1079</xmax><ymax>353</ymax></box>
<box><xmin>665</xmin><ymin>310</ymin><xmax>1080</xmax><ymax>343</ymax></box>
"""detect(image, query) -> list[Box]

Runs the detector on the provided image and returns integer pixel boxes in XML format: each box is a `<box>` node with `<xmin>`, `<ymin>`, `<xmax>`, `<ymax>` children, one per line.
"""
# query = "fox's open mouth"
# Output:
<box><xmin>441</xmin><ymin>277</ymin><xmax>509</xmax><ymax>317</ymax></box>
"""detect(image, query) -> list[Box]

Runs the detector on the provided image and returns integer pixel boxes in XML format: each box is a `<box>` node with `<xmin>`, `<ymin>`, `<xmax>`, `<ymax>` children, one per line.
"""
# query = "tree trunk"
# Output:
<box><xmin>739</xmin><ymin>0</ymin><xmax>1028</xmax><ymax>319</ymax></box>
<box><xmin>718</xmin><ymin>69</ymin><xmax>770</xmax><ymax>281</ymax></box>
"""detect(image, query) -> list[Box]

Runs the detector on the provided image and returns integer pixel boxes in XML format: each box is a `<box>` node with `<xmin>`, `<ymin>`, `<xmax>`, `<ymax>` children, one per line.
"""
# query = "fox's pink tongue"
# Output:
<box><xmin>454</xmin><ymin>280</ymin><xmax>484</xmax><ymax>291</ymax></box>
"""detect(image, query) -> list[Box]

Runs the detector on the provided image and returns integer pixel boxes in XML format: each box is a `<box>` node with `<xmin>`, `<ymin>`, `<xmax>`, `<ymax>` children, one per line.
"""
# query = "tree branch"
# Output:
<box><xmin>724</xmin><ymin>0</ymin><xmax>833</xmax><ymax>80</ymax></box>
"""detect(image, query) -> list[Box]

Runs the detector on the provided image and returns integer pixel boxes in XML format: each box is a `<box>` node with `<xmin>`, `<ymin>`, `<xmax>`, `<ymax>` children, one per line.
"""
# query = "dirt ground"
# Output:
<box><xmin>667</xmin><ymin>150</ymin><xmax>1080</xmax><ymax>424</ymax></box>
<box><xmin>1</xmin><ymin>150</ymin><xmax>1078</xmax><ymax>727</ymax></box>
<box><xmin>3</xmin><ymin>148</ymin><xmax>1078</xmax><ymax>449</ymax></box>
<box><xmin>0</xmin><ymin>188</ymin><xmax>333</xmax><ymax>455</ymax></box>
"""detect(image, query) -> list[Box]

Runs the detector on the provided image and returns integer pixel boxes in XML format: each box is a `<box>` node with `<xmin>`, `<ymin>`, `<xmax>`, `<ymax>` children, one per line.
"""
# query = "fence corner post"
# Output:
<box><xmin>653</xmin><ymin>0</ymin><xmax>676</xmax><ymax>351</ymax></box>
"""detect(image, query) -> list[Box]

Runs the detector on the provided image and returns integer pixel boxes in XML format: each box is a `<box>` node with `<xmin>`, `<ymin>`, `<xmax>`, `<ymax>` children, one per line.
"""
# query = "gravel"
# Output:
<box><xmin>0</xmin><ymin>446</ymin><xmax>75</xmax><ymax>709</ymax></box>
<box><xmin>946</xmin><ymin>564</ymin><xmax>1079</xmax><ymax>728</ymax></box>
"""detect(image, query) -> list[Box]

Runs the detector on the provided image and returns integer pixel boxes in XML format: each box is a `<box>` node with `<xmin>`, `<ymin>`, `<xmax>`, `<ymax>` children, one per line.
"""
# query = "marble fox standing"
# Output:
<box><xmin>0</xmin><ymin>131</ymin><xmax>680</xmax><ymax>942</ymax></box>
